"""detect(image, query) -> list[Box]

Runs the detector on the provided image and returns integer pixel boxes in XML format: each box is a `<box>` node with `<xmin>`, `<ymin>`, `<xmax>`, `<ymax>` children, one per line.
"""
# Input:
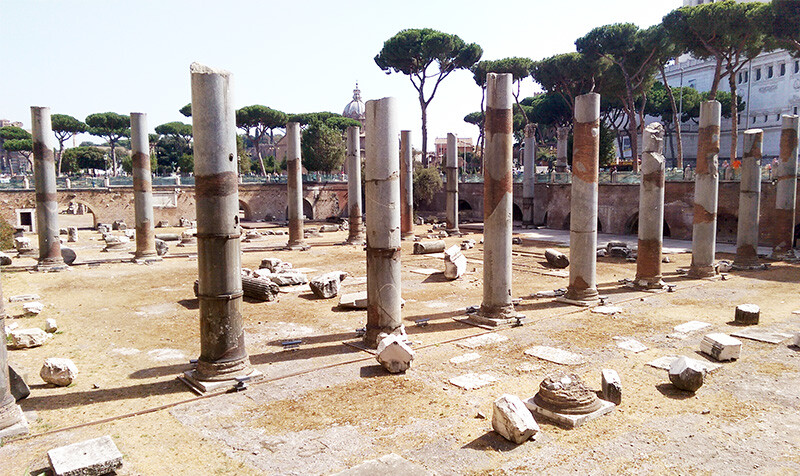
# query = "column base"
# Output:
<box><xmin>470</xmin><ymin>303</ymin><xmax>523</xmax><ymax>327</ymax></box>
<box><xmin>401</xmin><ymin>232</ymin><xmax>415</xmax><ymax>241</ymax></box>
<box><xmin>285</xmin><ymin>241</ymin><xmax>310</xmax><ymax>251</ymax></box>
<box><xmin>768</xmin><ymin>250</ymin><xmax>797</xmax><ymax>261</ymax></box>
<box><xmin>687</xmin><ymin>264</ymin><xmax>716</xmax><ymax>278</ymax></box>
<box><xmin>363</xmin><ymin>325</ymin><xmax>405</xmax><ymax>349</ymax></box>
<box><xmin>632</xmin><ymin>277</ymin><xmax>666</xmax><ymax>290</ymax></box>
<box><xmin>181</xmin><ymin>368</ymin><xmax>263</xmax><ymax>394</ymax></box>
<box><xmin>445</xmin><ymin>229</ymin><xmax>462</xmax><ymax>237</ymax></box>
<box><xmin>36</xmin><ymin>258</ymin><xmax>67</xmax><ymax>272</ymax></box>
<box><xmin>133</xmin><ymin>251</ymin><xmax>162</xmax><ymax>263</ymax></box>
<box><xmin>0</xmin><ymin>404</ymin><xmax>28</xmax><ymax>441</ymax></box>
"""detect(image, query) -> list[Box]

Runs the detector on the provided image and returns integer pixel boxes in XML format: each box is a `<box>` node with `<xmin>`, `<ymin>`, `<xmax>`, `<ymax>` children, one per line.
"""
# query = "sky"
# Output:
<box><xmin>0</xmin><ymin>0</ymin><xmax>682</xmax><ymax>151</ymax></box>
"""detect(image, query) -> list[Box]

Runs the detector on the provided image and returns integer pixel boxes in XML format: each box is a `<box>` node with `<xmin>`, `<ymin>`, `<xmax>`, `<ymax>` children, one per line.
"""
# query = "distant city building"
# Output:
<box><xmin>342</xmin><ymin>83</ymin><xmax>366</xmax><ymax>129</ymax></box>
<box><xmin>431</xmin><ymin>136</ymin><xmax>474</xmax><ymax>168</ymax></box>
<box><xmin>0</xmin><ymin>118</ymin><xmax>31</xmax><ymax>174</ymax></box>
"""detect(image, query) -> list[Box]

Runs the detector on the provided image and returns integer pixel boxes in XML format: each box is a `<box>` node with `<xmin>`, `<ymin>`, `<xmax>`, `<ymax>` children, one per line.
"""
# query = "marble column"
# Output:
<box><xmin>476</xmin><ymin>73</ymin><xmax>518</xmax><ymax>325</ymax></box>
<box><xmin>186</xmin><ymin>63</ymin><xmax>256</xmax><ymax>391</ymax></box>
<box><xmin>522</xmin><ymin>124</ymin><xmax>536</xmax><ymax>225</ymax></box>
<box><xmin>734</xmin><ymin>129</ymin><xmax>764</xmax><ymax>268</ymax></box>
<box><xmin>634</xmin><ymin>122</ymin><xmax>666</xmax><ymax>289</ymax></box>
<box><xmin>555</xmin><ymin>126</ymin><xmax>569</xmax><ymax>173</ymax></box>
<box><xmin>364</xmin><ymin>97</ymin><xmax>402</xmax><ymax>347</ymax></box>
<box><xmin>445</xmin><ymin>133</ymin><xmax>459</xmax><ymax>235</ymax></box>
<box><xmin>400</xmin><ymin>130</ymin><xmax>414</xmax><ymax>239</ymax></box>
<box><xmin>560</xmin><ymin>93</ymin><xmax>601</xmax><ymax>305</ymax></box>
<box><xmin>770</xmin><ymin>115</ymin><xmax>799</xmax><ymax>259</ymax></box>
<box><xmin>31</xmin><ymin>107</ymin><xmax>66</xmax><ymax>272</ymax></box>
<box><xmin>131</xmin><ymin>112</ymin><xmax>158</xmax><ymax>261</ymax></box>
<box><xmin>0</xmin><ymin>278</ymin><xmax>28</xmax><ymax>439</ymax></box>
<box><xmin>688</xmin><ymin>101</ymin><xmax>721</xmax><ymax>278</ymax></box>
<box><xmin>286</xmin><ymin>122</ymin><xmax>308</xmax><ymax>250</ymax></box>
<box><xmin>346</xmin><ymin>126</ymin><xmax>364</xmax><ymax>245</ymax></box>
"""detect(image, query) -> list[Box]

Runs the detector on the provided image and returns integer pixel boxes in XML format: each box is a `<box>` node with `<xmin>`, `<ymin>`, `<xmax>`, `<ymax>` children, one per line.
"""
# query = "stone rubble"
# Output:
<box><xmin>376</xmin><ymin>334</ymin><xmax>415</xmax><ymax>373</ymax></box>
<box><xmin>339</xmin><ymin>291</ymin><xmax>368</xmax><ymax>309</ymax></box>
<box><xmin>443</xmin><ymin>245</ymin><xmax>467</xmax><ymax>280</ymax></box>
<box><xmin>9</xmin><ymin>328</ymin><xmax>49</xmax><ymax>348</ymax></box>
<box><xmin>0</xmin><ymin>252</ymin><xmax>12</xmax><ymax>266</ymax></box>
<box><xmin>669</xmin><ymin>356</ymin><xmax>706</xmax><ymax>392</ymax></box>
<box><xmin>40</xmin><ymin>357</ymin><xmax>78</xmax><ymax>386</ymax></box>
<box><xmin>601</xmin><ymin>369</ymin><xmax>622</xmax><ymax>405</ymax></box>
<box><xmin>22</xmin><ymin>302</ymin><xmax>44</xmax><ymax>315</ymax></box>
<box><xmin>9</xmin><ymin>294</ymin><xmax>41</xmax><ymax>303</ymax></box>
<box><xmin>60</xmin><ymin>247</ymin><xmax>77</xmax><ymax>265</ymax></box>
<box><xmin>260</xmin><ymin>258</ymin><xmax>293</xmax><ymax>273</ymax></box>
<box><xmin>492</xmin><ymin>394</ymin><xmax>540</xmax><ymax>444</ymax></box>
<box><xmin>48</xmin><ymin>435</ymin><xmax>123</xmax><ymax>476</ymax></box>
<box><xmin>544</xmin><ymin>248</ymin><xmax>569</xmax><ymax>268</ymax></box>
<box><xmin>413</xmin><ymin>240</ymin><xmax>446</xmax><ymax>255</ymax></box>
<box><xmin>154</xmin><ymin>239</ymin><xmax>169</xmax><ymax>256</ymax></box>
<box><xmin>309</xmin><ymin>271</ymin><xmax>348</xmax><ymax>299</ymax></box>
<box><xmin>734</xmin><ymin>304</ymin><xmax>760</xmax><ymax>325</ymax></box>
<box><xmin>45</xmin><ymin>318</ymin><xmax>58</xmax><ymax>333</ymax></box>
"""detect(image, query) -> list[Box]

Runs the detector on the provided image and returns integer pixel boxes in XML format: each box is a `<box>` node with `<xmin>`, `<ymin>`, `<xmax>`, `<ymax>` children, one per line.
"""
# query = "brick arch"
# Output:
<box><xmin>238</xmin><ymin>199</ymin><xmax>253</xmax><ymax>221</ymax></box>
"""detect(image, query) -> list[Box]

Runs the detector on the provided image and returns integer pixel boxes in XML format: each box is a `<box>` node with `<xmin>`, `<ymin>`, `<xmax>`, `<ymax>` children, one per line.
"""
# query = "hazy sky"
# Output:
<box><xmin>0</xmin><ymin>0</ymin><xmax>681</xmax><ymax>150</ymax></box>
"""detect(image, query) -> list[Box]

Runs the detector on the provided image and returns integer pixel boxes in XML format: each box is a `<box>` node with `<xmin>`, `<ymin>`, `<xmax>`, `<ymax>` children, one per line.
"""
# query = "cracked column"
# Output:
<box><xmin>522</xmin><ymin>124</ymin><xmax>536</xmax><ymax>225</ymax></box>
<box><xmin>634</xmin><ymin>123</ymin><xmax>666</xmax><ymax>289</ymax></box>
<box><xmin>0</xmin><ymin>279</ymin><xmax>28</xmax><ymax>439</ymax></box>
<box><xmin>476</xmin><ymin>73</ymin><xmax>519</xmax><ymax>325</ymax></box>
<box><xmin>555</xmin><ymin>126</ymin><xmax>569</xmax><ymax>173</ymax></box>
<box><xmin>131</xmin><ymin>112</ymin><xmax>158</xmax><ymax>261</ymax></box>
<box><xmin>364</xmin><ymin>97</ymin><xmax>402</xmax><ymax>347</ymax></box>
<box><xmin>400</xmin><ymin>130</ymin><xmax>414</xmax><ymax>239</ymax></box>
<box><xmin>560</xmin><ymin>93</ymin><xmax>600</xmax><ymax>305</ymax></box>
<box><xmin>445</xmin><ymin>133</ymin><xmax>460</xmax><ymax>235</ymax></box>
<box><xmin>734</xmin><ymin>129</ymin><xmax>763</xmax><ymax>268</ymax></box>
<box><xmin>771</xmin><ymin>115</ymin><xmax>799</xmax><ymax>259</ymax></box>
<box><xmin>186</xmin><ymin>63</ymin><xmax>257</xmax><ymax>392</ymax></box>
<box><xmin>688</xmin><ymin>101</ymin><xmax>721</xmax><ymax>278</ymax></box>
<box><xmin>346</xmin><ymin>125</ymin><xmax>364</xmax><ymax>245</ymax></box>
<box><xmin>31</xmin><ymin>107</ymin><xmax>66</xmax><ymax>272</ymax></box>
<box><xmin>286</xmin><ymin>122</ymin><xmax>308</xmax><ymax>250</ymax></box>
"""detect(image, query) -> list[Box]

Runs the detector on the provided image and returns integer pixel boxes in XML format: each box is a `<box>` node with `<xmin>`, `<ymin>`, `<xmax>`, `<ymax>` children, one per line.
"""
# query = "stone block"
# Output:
<box><xmin>544</xmin><ymin>248</ymin><xmax>569</xmax><ymax>268</ymax></box>
<box><xmin>45</xmin><ymin>318</ymin><xmax>58</xmax><ymax>333</ymax></box>
<box><xmin>309</xmin><ymin>271</ymin><xmax>348</xmax><ymax>299</ymax></box>
<box><xmin>413</xmin><ymin>240</ymin><xmax>446</xmax><ymax>255</ymax></box>
<box><xmin>673</xmin><ymin>321</ymin><xmax>711</xmax><ymax>334</ymax></box>
<box><xmin>376</xmin><ymin>335</ymin><xmax>415</xmax><ymax>373</ymax></box>
<box><xmin>339</xmin><ymin>291</ymin><xmax>368</xmax><ymax>309</ymax></box>
<box><xmin>449</xmin><ymin>373</ymin><xmax>498</xmax><ymax>390</ymax></box>
<box><xmin>601</xmin><ymin>369</ymin><xmax>622</xmax><ymax>404</ymax></box>
<box><xmin>734</xmin><ymin>304</ymin><xmax>760</xmax><ymax>325</ymax></box>
<box><xmin>8</xmin><ymin>364</ymin><xmax>30</xmax><ymax>401</ymax></box>
<box><xmin>492</xmin><ymin>394</ymin><xmax>539</xmax><ymax>444</ymax></box>
<box><xmin>9</xmin><ymin>294</ymin><xmax>40</xmax><ymax>303</ymax></box>
<box><xmin>700</xmin><ymin>333</ymin><xmax>742</xmax><ymax>361</ymax></box>
<box><xmin>48</xmin><ymin>435</ymin><xmax>123</xmax><ymax>476</ymax></box>
<box><xmin>443</xmin><ymin>245</ymin><xmax>467</xmax><ymax>280</ymax></box>
<box><xmin>333</xmin><ymin>453</ymin><xmax>431</xmax><ymax>476</ymax></box>
<box><xmin>524</xmin><ymin>396</ymin><xmax>615</xmax><ymax>429</ymax></box>
<box><xmin>23</xmin><ymin>302</ymin><xmax>44</xmax><ymax>315</ymax></box>
<box><xmin>40</xmin><ymin>358</ymin><xmax>78</xmax><ymax>386</ymax></box>
<box><xmin>254</xmin><ymin>270</ymin><xmax>307</xmax><ymax>286</ymax></box>
<box><xmin>9</xmin><ymin>328</ymin><xmax>49</xmax><ymax>348</ymax></box>
<box><xmin>731</xmin><ymin>327</ymin><xmax>793</xmax><ymax>344</ymax></box>
<box><xmin>259</xmin><ymin>258</ymin><xmax>292</xmax><ymax>273</ymax></box>
<box><xmin>0</xmin><ymin>252</ymin><xmax>11</xmax><ymax>265</ymax></box>
<box><xmin>61</xmin><ymin>247</ymin><xmax>77</xmax><ymax>265</ymax></box>
<box><xmin>155</xmin><ymin>239</ymin><xmax>169</xmax><ymax>256</ymax></box>
<box><xmin>669</xmin><ymin>356</ymin><xmax>705</xmax><ymax>392</ymax></box>
<box><xmin>67</xmin><ymin>226</ymin><xmax>78</xmax><ymax>242</ymax></box>
<box><xmin>524</xmin><ymin>346</ymin><xmax>586</xmax><ymax>365</ymax></box>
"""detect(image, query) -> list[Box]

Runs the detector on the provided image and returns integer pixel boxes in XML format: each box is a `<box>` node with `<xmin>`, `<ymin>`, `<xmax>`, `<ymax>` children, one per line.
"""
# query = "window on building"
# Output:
<box><xmin>764</xmin><ymin>115</ymin><xmax>768</xmax><ymax>123</ymax></box>
<box><xmin>755</xmin><ymin>68</ymin><xmax>761</xmax><ymax>81</ymax></box>
<box><xmin>688</xmin><ymin>79</ymin><xmax>697</xmax><ymax>89</ymax></box>
<box><xmin>795</xmin><ymin>107</ymin><xmax>798</xmax><ymax>115</ymax></box>
<box><xmin>777</xmin><ymin>114</ymin><xmax>782</xmax><ymax>121</ymax></box>
<box><xmin>795</xmin><ymin>61</ymin><xmax>799</xmax><ymax>74</ymax></box>
<box><xmin>780</xmin><ymin>63</ymin><xmax>786</xmax><ymax>76</ymax></box>
<box><xmin>737</xmin><ymin>72</ymin><xmax>742</xmax><ymax>84</ymax></box>
<box><xmin>752</xmin><ymin>116</ymin><xmax>757</xmax><ymax>124</ymax></box>
<box><xmin>744</xmin><ymin>71</ymin><xmax>749</xmax><ymax>82</ymax></box>
<box><xmin>768</xmin><ymin>65</ymin><xmax>774</xmax><ymax>78</ymax></box>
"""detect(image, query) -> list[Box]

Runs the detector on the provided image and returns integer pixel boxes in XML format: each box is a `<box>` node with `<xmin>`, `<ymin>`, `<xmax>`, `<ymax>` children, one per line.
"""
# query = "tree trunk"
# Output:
<box><xmin>660</xmin><ymin>65</ymin><xmax>683</xmax><ymax>168</ymax></box>
<box><xmin>709</xmin><ymin>57</ymin><xmax>723</xmax><ymax>100</ymax></box>
<box><xmin>625</xmin><ymin>101</ymin><xmax>639</xmax><ymax>172</ymax></box>
<box><xmin>729</xmin><ymin>73</ymin><xmax>739</xmax><ymax>162</ymax></box>
<box><xmin>480</xmin><ymin>86</ymin><xmax>486</xmax><ymax>174</ymax></box>
<box><xmin>57</xmin><ymin>145</ymin><xmax>64</xmax><ymax>176</ymax></box>
<box><xmin>420</xmin><ymin>96</ymin><xmax>429</xmax><ymax>168</ymax></box>
<box><xmin>110</xmin><ymin>140</ymin><xmax>117</xmax><ymax>177</ymax></box>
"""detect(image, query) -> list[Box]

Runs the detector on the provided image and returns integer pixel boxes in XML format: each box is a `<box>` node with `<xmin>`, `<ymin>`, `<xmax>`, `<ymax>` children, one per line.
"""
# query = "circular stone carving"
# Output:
<box><xmin>532</xmin><ymin>373</ymin><xmax>602</xmax><ymax>415</ymax></box>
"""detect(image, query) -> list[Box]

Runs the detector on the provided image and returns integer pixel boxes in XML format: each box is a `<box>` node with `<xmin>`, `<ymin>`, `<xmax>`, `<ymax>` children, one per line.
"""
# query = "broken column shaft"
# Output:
<box><xmin>445</xmin><ymin>133</ymin><xmax>459</xmax><ymax>234</ymax></box>
<box><xmin>771</xmin><ymin>115</ymin><xmax>799</xmax><ymax>259</ymax></box>
<box><xmin>734</xmin><ymin>129</ymin><xmax>764</xmax><ymax>268</ymax></box>
<box><xmin>189</xmin><ymin>63</ymin><xmax>253</xmax><ymax>386</ymax></box>
<box><xmin>561</xmin><ymin>93</ymin><xmax>600</xmax><ymax>305</ymax></box>
<box><xmin>689</xmin><ymin>101</ymin><xmax>721</xmax><ymax>278</ymax></box>
<box><xmin>364</xmin><ymin>97</ymin><xmax>402</xmax><ymax>347</ymax></box>
<box><xmin>131</xmin><ymin>112</ymin><xmax>158</xmax><ymax>261</ymax></box>
<box><xmin>346</xmin><ymin>126</ymin><xmax>364</xmax><ymax>245</ymax></box>
<box><xmin>0</xmin><ymin>279</ymin><xmax>27</xmax><ymax>438</ymax></box>
<box><xmin>477</xmin><ymin>73</ymin><xmax>517</xmax><ymax>324</ymax></box>
<box><xmin>635</xmin><ymin>122</ymin><xmax>666</xmax><ymax>289</ymax></box>
<box><xmin>400</xmin><ymin>130</ymin><xmax>414</xmax><ymax>239</ymax></box>
<box><xmin>31</xmin><ymin>107</ymin><xmax>66</xmax><ymax>271</ymax></box>
<box><xmin>286</xmin><ymin>122</ymin><xmax>308</xmax><ymax>250</ymax></box>
<box><xmin>522</xmin><ymin>124</ymin><xmax>536</xmax><ymax>225</ymax></box>
<box><xmin>555</xmin><ymin>126</ymin><xmax>569</xmax><ymax>173</ymax></box>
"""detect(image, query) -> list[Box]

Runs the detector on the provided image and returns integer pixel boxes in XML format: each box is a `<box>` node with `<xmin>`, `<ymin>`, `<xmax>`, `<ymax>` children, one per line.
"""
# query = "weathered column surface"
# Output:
<box><xmin>131</xmin><ymin>112</ymin><xmax>158</xmax><ymax>261</ymax></box>
<box><xmin>522</xmin><ymin>124</ymin><xmax>536</xmax><ymax>225</ymax></box>
<box><xmin>346</xmin><ymin>126</ymin><xmax>364</xmax><ymax>245</ymax></box>
<box><xmin>477</xmin><ymin>73</ymin><xmax>518</xmax><ymax>325</ymax></box>
<box><xmin>364</xmin><ymin>97</ymin><xmax>402</xmax><ymax>347</ymax></box>
<box><xmin>560</xmin><ymin>93</ymin><xmax>600</xmax><ymax>305</ymax></box>
<box><xmin>688</xmin><ymin>101</ymin><xmax>721</xmax><ymax>278</ymax></box>
<box><xmin>187</xmin><ymin>63</ymin><xmax>256</xmax><ymax>391</ymax></box>
<box><xmin>445</xmin><ymin>133</ymin><xmax>459</xmax><ymax>234</ymax></box>
<box><xmin>0</xmin><ymin>279</ymin><xmax>28</xmax><ymax>439</ymax></box>
<box><xmin>555</xmin><ymin>126</ymin><xmax>569</xmax><ymax>173</ymax></box>
<box><xmin>400</xmin><ymin>130</ymin><xmax>414</xmax><ymax>239</ymax></box>
<box><xmin>286</xmin><ymin>122</ymin><xmax>308</xmax><ymax>250</ymax></box>
<box><xmin>771</xmin><ymin>115</ymin><xmax>799</xmax><ymax>259</ymax></box>
<box><xmin>634</xmin><ymin>122</ymin><xmax>666</xmax><ymax>289</ymax></box>
<box><xmin>31</xmin><ymin>106</ymin><xmax>66</xmax><ymax>271</ymax></box>
<box><xmin>734</xmin><ymin>129</ymin><xmax>763</xmax><ymax>268</ymax></box>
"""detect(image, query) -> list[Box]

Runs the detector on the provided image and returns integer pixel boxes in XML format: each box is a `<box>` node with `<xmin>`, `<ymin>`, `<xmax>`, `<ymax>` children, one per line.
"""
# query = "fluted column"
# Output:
<box><xmin>445</xmin><ymin>133</ymin><xmax>459</xmax><ymax>234</ymax></box>
<box><xmin>522</xmin><ymin>124</ymin><xmax>536</xmax><ymax>225</ymax></box>
<box><xmin>346</xmin><ymin>126</ymin><xmax>364</xmax><ymax>245</ymax></box>
<box><xmin>131</xmin><ymin>112</ymin><xmax>158</xmax><ymax>261</ymax></box>
<box><xmin>688</xmin><ymin>101</ymin><xmax>721</xmax><ymax>278</ymax></box>
<box><xmin>286</xmin><ymin>122</ymin><xmax>308</xmax><ymax>250</ymax></box>
<box><xmin>771</xmin><ymin>115</ymin><xmax>799</xmax><ymax>259</ymax></box>
<box><xmin>634</xmin><ymin>123</ymin><xmax>666</xmax><ymax>289</ymax></box>
<box><xmin>31</xmin><ymin>107</ymin><xmax>66</xmax><ymax>272</ymax></box>
<box><xmin>555</xmin><ymin>126</ymin><xmax>569</xmax><ymax>173</ymax></box>
<box><xmin>400</xmin><ymin>130</ymin><xmax>414</xmax><ymax>239</ymax></box>
<box><xmin>734</xmin><ymin>129</ymin><xmax>763</xmax><ymax>268</ymax></box>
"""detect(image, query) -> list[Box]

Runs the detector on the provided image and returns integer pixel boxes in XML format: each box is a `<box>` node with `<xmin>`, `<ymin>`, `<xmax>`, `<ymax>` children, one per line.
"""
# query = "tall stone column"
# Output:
<box><xmin>522</xmin><ymin>124</ymin><xmax>536</xmax><ymax>225</ymax></box>
<box><xmin>364</xmin><ymin>97</ymin><xmax>402</xmax><ymax>347</ymax></box>
<box><xmin>346</xmin><ymin>126</ymin><xmax>364</xmax><ymax>245</ymax></box>
<box><xmin>634</xmin><ymin>123</ymin><xmax>666</xmax><ymax>289</ymax></box>
<box><xmin>560</xmin><ymin>93</ymin><xmax>600</xmax><ymax>305</ymax></box>
<box><xmin>445</xmin><ymin>133</ymin><xmax>460</xmax><ymax>235</ymax></box>
<box><xmin>734</xmin><ymin>129</ymin><xmax>763</xmax><ymax>268</ymax></box>
<box><xmin>31</xmin><ymin>107</ymin><xmax>66</xmax><ymax>272</ymax></box>
<box><xmin>688</xmin><ymin>101</ymin><xmax>721</xmax><ymax>278</ymax></box>
<box><xmin>186</xmin><ymin>63</ymin><xmax>257</xmax><ymax>392</ymax></box>
<box><xmin>771</xmin><ymin>115</ymin><xmax>799</xmax><ymax>259</ymax></box>
<box><xmin>131</xmin><ymin>112</ymin><xmax>158</xmax><ymax>261</ymax></box>
<box><xmin>476</xmin><ymin>73</ymin><xmax>518</xmax><ymax>325</ymax></box>
<box><xmin>400</xmin><ymin>130</ymin><xmax>414</xmax><ymax>239</ymax></box>
<box><xmin>0</xmin><ymin>278</ymin><xmax>28</xmax><ymax>439</ymax></box>
<box><xmin>286</xmin><ymin>122</ymin><xmax>308</xmax><ymax>250</ymax></box>
<box><xmin>555</xmin><ymin>126</ymin><xmax>569</xmax><ymax>173</ymax></box>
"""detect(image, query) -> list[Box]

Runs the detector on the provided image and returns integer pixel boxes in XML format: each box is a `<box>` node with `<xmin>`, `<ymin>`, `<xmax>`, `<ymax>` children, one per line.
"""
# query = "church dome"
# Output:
<box><xmin>343</xmin><ymin>83</ymin><xmax>365</xmax><ymax>121</ymax></box>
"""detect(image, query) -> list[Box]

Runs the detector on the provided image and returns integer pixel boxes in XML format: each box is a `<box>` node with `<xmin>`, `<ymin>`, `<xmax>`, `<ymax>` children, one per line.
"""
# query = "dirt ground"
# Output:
<box><xmin>0</xmin><ymin>217</ymin><xmax>799</xmax><ymax>475</ymax></box>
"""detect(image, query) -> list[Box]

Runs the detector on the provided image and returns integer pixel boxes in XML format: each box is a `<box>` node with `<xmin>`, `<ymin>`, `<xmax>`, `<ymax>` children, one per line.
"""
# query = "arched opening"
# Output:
<box><xmin>563</xmin><ymin>213</ymin><xmax>603</xmax><ymax>232</ymax></box>
<box><xmin>285</xmin><ymin>199</ymin><xmax>314</xmax><ymax>221</ymax></box>
<box><xmin>458</xmin><ymin>199</ymin><xmax>473</xmax><ymax>211</ymax></box>
<box><xmin>794</xmin><ymin>223</ymin><xmax>800</xmax><ymax>247</ymax></box>
<box><xmin>716</xmin><ymin>213</ymin><xmax>737</xmax><ymax>243</ymax></box>
<box><xmin>58</xmin><ymin>200</ymin><xmax>97</xmax><ymax>229</ymax></box>
<box><xmin>625</xmin><ymin>213</ymin><xmax>672</xmax><ymax>237</ymax></box>
<box><xmin>238</xmin><ymin>200</ymin><xmax>253</xmax><ymax>222</ymax></box>
<box><xmin>512</xmin><ymin>203</ymin><xmax>523</xmax><ymax>222</ymax></box>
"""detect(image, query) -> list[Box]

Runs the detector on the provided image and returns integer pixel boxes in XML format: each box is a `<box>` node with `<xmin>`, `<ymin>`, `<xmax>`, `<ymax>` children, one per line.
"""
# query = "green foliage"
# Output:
<box><xmin>237</xmin><ymin>134</ymin><xmax>251</xmax><ymax>175</ymax></box>
<box><xmin>412</xmin><ymin>165</ymin><xmax>443</xmax><ymax>206</ymax></box>
<box><xmin>566</xmin><ymin>122</ymin><xmax>616</xmax><ymax>168</ymax></box>
<box><xmin>179</xmin><ymin>103</ymin><xmax>192</xmax><ymax>117</ymax></box>
<box><xmin>522</xmin><ymin>93</ymin><xmax>571</xmax><ymax>126</ymax></box>
<box><xmin>324</xmin><ymin>116</ymin><xmax>361</xmax><ymax>132</ymax></box>
<box><xmin>301</xmin><ymin>120</ymin><xmax>345</xmax><ymax>173</ymax></box>
<box><xmin>2</xmin><ymin>139</ymin><xmax>31</xmax><ymax>152</ymax></box>
<box><xmin>237</xmin><ymin>105</ymin><xmax>287</xmax><ymax>176</ymax></box>
<box><xmin>531</xmin><ymin>53</ymin><xmax>605</xmax><ymax>108</ymax></box>
<box><xmin>119</xmin><ymin>149</ymin><xmax>156</xmax><ymax>174</ymax></box>
<box><xmin>770</xmin><ymin>0</ymin><xmax>800</xmax><ymax>57</ymax></box>
<box><xmin>52</xmin><ymin>114</ymin><xmax>87</xmax><ymax>139</ymax></box>
<box><xmin>85</xmin><ymin>112</ymin><xmax>130</xmax><ymax>174</ymax></box>
<box><xmin>0</xmin><ymin>126</ymin><xmax>31</xmax><ymax>141</ymax></box>
<box><xmin>0</xmin><ymin>218</ymin><xmax>14</xmax><ymax>250</ymax></box>
<box><xmin>155</xmin><ymin>121</ymin><xmax>192</xmax><ymax>140</ymax></box>
<box><xmin>463</xmin><ymin>111</ymin><xmax>483</xmax><ymax>126</ymax></box>
<box><xmin>472</xmin><ymin>57</ymin><xmax>534</xmax><ymax>89</ymax></box>
<box><xmin>154</xmin><ymin>135</ymin><xmax>187</xmax><ymax>173</ymax></box>
<box><xmin>63</xmin><ymin>146</ymin><xmax>106</xmax><ymax>171</ymax></box>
